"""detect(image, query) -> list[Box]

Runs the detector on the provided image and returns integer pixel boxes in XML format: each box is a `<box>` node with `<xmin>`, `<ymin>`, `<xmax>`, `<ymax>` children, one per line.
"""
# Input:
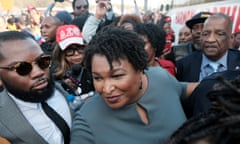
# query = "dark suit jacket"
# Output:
<box><xmin>176</xmin><ymin>49</ymin><xmax>240</xmax><ymax>82</ymax></box>
<box><xmin>188</xmin><ymin>70</ymin><xmax>240</xmax><ymax>117</ymax></box>
<box><xmin>0</xmin><ymin>89</ymin><xmax>48</xmax><ymax>144</ymax></box>
<box><xmin>176</xmin><ymin>49</ymin><xmax>240</xmax><ymax>118</ymax></box>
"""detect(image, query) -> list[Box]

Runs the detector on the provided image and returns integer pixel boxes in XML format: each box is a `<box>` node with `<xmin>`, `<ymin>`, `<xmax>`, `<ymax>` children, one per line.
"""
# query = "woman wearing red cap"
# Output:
<box><xmin>52</xmin><ymin>24</ymin><xmax>94</xmax><ymax>103</ymax></box>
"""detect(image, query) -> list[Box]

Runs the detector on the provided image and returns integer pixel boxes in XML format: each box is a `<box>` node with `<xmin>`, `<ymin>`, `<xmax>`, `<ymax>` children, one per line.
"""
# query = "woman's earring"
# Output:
<box><xmin>139</xmin><ymin>80</ymin><xmax>142</xmax><ymax>90</ymax></box>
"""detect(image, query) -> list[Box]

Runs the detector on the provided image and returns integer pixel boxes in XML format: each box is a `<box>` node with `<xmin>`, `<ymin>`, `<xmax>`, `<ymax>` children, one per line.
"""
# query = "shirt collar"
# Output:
<box><xmin>201</xmin><ymin>51</ymin><xmax>228</xmax><ymax>69</ymax></box>
<box><xmin>8</xmin><ymin>93</ymin><xmax>40</xmax><ymax>109</ymax></box>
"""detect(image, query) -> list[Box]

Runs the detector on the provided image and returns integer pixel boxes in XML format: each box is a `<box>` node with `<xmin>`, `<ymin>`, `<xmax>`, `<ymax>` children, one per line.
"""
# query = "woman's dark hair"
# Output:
<box><xmin>166</xmin><ymin>76</ymin><xmax>240</xmax><ymax>144</ymax></box>
<box><xmin>84</xmin><ymin>25</ymin><xmax>148</xmax><ymax>73</ymax></box>
<box><xmin>159</xmin><ymin>15</ymin><xmax>170</xmax><ymax>28</ymax></box>
<box><xmin>135</xmin><ymin>23</ymin><xmax>166</xmax><ymax>57</ymax></box>
<box><xmin>117</xmin><ymin>14</ymin><xmax>142</xmax><ymax>27</ymax></box>
<box><xmin>51</xmin><ymin>44</ymin><xmax>72</xmax><ymax>79</ymax></box>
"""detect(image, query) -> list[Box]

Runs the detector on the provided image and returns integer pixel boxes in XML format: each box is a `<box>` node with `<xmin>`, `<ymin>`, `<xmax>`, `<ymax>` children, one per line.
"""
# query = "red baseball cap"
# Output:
<box><xmin>56</xmin><ymin>25</ymin><xmax>84</xmax><ymax>51</ymax></box>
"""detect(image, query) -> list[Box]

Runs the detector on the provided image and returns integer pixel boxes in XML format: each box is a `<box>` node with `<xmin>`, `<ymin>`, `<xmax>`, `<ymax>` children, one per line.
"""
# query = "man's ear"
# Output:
<box><xmin>0</xmin><ymin>78</ymin><xmax>3</xmax><ymax>88</ymax></box>
<box><xmin>229</xmin><ymin>33</ymin><xmax>234</xmax><ymax>48</ymax></box>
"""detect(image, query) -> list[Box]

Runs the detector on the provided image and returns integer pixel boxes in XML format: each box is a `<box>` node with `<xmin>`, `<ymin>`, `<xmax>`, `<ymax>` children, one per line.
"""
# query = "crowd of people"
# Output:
<box><xmin>0</xmin><ymin>0</ymin><xmax>240</xmax><ymax>144</ymax></box>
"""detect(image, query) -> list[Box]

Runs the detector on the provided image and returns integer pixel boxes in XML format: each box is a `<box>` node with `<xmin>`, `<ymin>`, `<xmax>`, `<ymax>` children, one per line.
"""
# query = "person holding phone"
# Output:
<box><xmin>82</xmin><ymin>0</ymin><xmax>115</xmax><ymax>43</ymax></box>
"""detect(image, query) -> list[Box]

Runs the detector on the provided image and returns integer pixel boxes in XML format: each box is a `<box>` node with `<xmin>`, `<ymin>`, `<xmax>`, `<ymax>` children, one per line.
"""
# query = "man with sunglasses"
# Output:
<box><xmin>72</xmin><ymin>0</ymin><xmax>90</xmax><ymax>18</ymax></box>
<box><xmin>0</xmin><ymin>31</ymin><xmax>71</xmax><ymax>144</ymax></box>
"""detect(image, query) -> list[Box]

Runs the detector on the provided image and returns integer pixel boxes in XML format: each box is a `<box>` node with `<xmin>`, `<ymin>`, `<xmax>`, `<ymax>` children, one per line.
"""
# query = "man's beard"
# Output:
<box><xmin>2</xmin><ymin>74</ymin><xmax>55</xmax><ymax>103</ymax></box>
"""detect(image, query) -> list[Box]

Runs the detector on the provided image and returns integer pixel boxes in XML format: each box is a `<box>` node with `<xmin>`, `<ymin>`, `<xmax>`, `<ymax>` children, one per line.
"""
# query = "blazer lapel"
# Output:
<box><xmin>0</xmin><ymin>90</ymin><xmax>47</xmax><ymax>144</ymax></box>
<box><xmin>227</xmin><ymin>50</ymin><xmax>240</xmax><ymax>70</ymax></box>
<box><xmin>190</xmin><ymin>52</ymin><xmax>202</xmax><ymax>82</ymax></box>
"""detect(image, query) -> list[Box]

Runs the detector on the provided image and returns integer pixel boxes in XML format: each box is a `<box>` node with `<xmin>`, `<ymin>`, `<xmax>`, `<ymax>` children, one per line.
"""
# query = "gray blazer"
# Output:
<box><xmin>0</xmin><ymin>89</ymin><xmax>48</xmax><ymax>144</ymax></box>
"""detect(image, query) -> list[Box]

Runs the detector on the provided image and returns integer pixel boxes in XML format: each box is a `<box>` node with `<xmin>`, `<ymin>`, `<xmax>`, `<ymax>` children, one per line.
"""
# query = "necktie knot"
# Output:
<box><xmin>204</xmin><ymin>63</ymin><xmax>222</xmax><ymax>77</ymax></box>
<box><xmin>209</xmin><ymin>62</ymin><xmax>220</xmax><ymax>73</ymax></box>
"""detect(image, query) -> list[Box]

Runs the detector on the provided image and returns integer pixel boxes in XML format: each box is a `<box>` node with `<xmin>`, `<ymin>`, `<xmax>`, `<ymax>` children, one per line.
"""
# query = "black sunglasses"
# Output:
<box><xmin>75</xmin><ymin>5</ymin><xmax>88</xmax><ymax>9</ymax></box>
<box><xmin>0</xmin><ymin>55</ymin><xmax>51</xmax><ymax>76</ymax></box>
<box><xmin>65</xmin><ymin>46</ymin><xmax>84</xmax><ymax>56</ymax></box>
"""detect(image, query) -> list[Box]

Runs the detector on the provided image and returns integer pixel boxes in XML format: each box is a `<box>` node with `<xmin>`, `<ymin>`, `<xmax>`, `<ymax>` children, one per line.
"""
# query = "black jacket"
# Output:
<box><xmin>186</xmin><ymin>70</ymin><xmax>240</xmax><ymax>118</ymax></box>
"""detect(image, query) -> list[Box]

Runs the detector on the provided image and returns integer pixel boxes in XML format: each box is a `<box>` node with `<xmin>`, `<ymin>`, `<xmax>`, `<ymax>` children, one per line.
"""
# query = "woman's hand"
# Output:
<box><xmin>95</xmin><ymin>1</ymin><xmax>111</xmax><ymax>19</ymax></box>
<box><xmin>64</xmin><ymin>78</ymin><xmax>78</xmax><ymax>90</ymax></box>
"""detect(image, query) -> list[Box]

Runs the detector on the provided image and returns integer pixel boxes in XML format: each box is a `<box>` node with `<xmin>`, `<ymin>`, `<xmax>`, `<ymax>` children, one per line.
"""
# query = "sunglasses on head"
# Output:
<box><xmin>0</xmin><ymin>55</ymin><xmax>51</xmax><ymax>76</ymax></box>
<box><xmin>75</xmin><ymin>5</ymin><xmax>88</xmax><ymax>9</ymax></box>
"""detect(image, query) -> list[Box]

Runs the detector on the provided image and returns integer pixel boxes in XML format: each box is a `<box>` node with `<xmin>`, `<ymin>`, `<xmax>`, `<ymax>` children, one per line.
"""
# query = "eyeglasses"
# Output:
<box><xmin>75</xmin><ymin>5</ymin><xmax>88</xmax><ymax>10</ymax></box>
<box><xmin>0</xmin><ymin>55</ymin><xmax>51</xmax><ymax>76</ymax></box>
<box><xmin>65</xmin><ymin>46</ymin><xmax>84</xmax><ymax>56</ymax></box>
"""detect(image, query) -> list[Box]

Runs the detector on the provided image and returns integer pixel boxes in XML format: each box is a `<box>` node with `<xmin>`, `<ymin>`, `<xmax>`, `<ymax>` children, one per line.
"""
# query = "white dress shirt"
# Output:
<box><xmin>9</xmin><ymin>89</ymin><xmax>71</xmax><ymax>144</ymax></box>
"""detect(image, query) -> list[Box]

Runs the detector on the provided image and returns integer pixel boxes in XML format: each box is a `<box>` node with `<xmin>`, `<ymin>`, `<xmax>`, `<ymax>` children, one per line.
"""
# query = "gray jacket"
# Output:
<box><xmin>0</xmin><ymin>89</ymin><xmax>48</xmax><ymax>144</ymax></box>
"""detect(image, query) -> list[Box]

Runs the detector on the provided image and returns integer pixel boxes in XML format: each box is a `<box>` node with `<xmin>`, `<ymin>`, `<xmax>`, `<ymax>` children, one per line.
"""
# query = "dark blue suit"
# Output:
<box><xmin>189</xmin><ymin>70</ymin><xmax>240</xmax><ymax>117</ymax></box>
<box><xmin>176</xmin><ymin>49</ymin><xmax>240</xmax><ymax>82</ymax></box>
<box><xmin>176</xmin><ymin>49</ymin><xmax>240</xmax><ymax>118</ymax></box>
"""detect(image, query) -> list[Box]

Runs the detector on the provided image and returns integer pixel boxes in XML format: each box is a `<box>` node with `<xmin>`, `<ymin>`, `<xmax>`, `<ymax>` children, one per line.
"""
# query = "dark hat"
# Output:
<box><xmin>186</xmin><ymin>12</ymin><xmax>212</xmax><ymax>29</ymax></box>
<box><xmin>55</xmin><ymin>10</ymin><xmax>73</xmax><ymax>24</ymax></box>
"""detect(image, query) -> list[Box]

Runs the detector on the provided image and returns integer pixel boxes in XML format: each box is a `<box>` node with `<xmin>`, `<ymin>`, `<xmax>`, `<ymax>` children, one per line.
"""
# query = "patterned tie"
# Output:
<box><xmin>201</xmin><ymin>63</ymin><xmax>223</xmax><ymax>81</ymax></box>
<box><xmin>209</xmin><ymin>62</ymin><xmax>219</xmax><ymax>73</ymax></box>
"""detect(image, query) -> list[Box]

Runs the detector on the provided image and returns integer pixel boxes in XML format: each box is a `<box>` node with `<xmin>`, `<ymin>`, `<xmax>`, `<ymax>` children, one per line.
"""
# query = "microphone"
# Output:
<box><xmin>71</xmin><ymin>64</ymin><xmax>82</xmax><ymax>77</ymax></box>
<box><xmin>61</xmin><ymin>80</ymin><xmax>78</xmax><ymax>96</ymax></box>
<box><xmin>62</xmin><ymin>65</ymin><xmax>82</xmax><ymax>96</ymax></box>
<box><xmin>65</xmin><ymin>64</ymin><xmax>82</xmax><ymax>87</ymax></box>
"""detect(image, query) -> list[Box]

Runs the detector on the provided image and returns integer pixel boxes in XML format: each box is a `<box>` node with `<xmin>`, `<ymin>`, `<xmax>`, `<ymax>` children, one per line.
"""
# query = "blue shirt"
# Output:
<box><xmin>199</xmin><ymin>52</ymin><xmax>227</xmax><ymax>81</ymax></box>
